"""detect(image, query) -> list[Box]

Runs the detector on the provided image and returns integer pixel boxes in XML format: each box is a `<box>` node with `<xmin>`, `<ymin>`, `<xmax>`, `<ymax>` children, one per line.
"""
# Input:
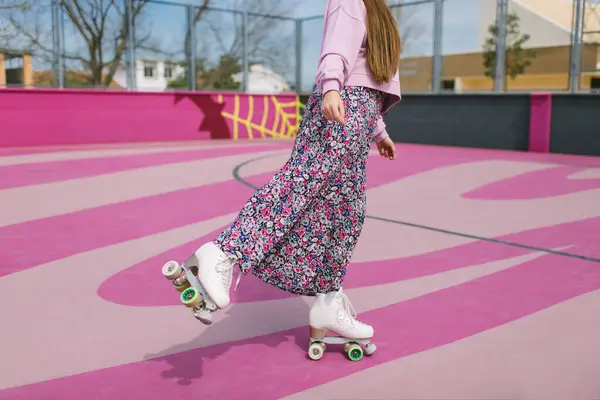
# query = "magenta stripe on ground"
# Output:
<box><xmin>462</xmin><ymin>165</ymin><xmax>600</xmax><ymax>200</ymax></box>
<box><xmin>4</xmin><ymin>252</ymin><xmax>599</xmax><ymax>399</ymax></box>
<box><xmin>342</xmin><ymin>215</ymin><xmax>600</xmax><ymax>287</ymax></box>
<box><xmin>97</xmin><ymin>214</ymin><xmax>600</xmax><ymax>306</ymax></box>
<box><xmin>0</xmin><ymin>151</ymin><xmax>471</xmax><ymax>277</ymax></box>
<box><xmin>0</xmin><ymin>144</ymin><xmax>284</xmax><ymax>189</ymax></box>
<box><xmin>97</xmin><ymin>228</ymin><xmax>297</xmax><ymax>306</ymax></box>
<box><xmin>0</xmin><ymin>175</ymin><xmax>254</xmax><ymax>277</ymax></box>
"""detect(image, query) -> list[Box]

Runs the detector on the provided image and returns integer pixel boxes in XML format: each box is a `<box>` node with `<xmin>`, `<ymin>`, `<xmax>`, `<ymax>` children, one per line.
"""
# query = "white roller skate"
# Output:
<box><xmin>307</xmin><ymin>287</ymin><xmax>376</xmax><ymax>361</ymax></box>
<box><xmin>161</xmin><ymin>242</ymin><xmax>237</xmax><ymax>325</ymax></box>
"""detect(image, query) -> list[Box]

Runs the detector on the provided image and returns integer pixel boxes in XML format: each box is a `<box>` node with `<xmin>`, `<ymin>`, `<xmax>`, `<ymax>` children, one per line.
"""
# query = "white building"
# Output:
<box><xmin>113</xmin><ymin>59</ymin><xmax>290</xmax><ymax>93</ymax></box>
<box><xmin>232</xmin><ymin>64</ymin><xmax>291</xmax><ymax>93</ymax></box>
<box><xmin>112</xmin><ymin>59</ymin><xmax>185</xmax><ymax>91</ymax></box>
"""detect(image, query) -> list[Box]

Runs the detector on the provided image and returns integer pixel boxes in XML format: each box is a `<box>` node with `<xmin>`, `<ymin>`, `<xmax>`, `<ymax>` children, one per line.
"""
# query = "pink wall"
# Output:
<box><xmin>528</xmin><ymin>93</ymin><xmax>552</xmax><ymax>153</ymax></box>
<box><xmin>0</xmin><ymin>89</ymin><xmax>299</xmax><ymax>147</ymax></box>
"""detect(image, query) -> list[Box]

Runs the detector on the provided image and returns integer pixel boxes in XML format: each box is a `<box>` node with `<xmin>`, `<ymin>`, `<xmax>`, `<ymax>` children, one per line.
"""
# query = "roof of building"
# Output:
<box><xmin>0</xmin><ymin>48</ymin><xmax>33</xmax><ymax>59</ymax></box>
<box><xmin>513</xmin><ymin>0</ymin><xmax>600</xmax><ymax>42</ymax></box>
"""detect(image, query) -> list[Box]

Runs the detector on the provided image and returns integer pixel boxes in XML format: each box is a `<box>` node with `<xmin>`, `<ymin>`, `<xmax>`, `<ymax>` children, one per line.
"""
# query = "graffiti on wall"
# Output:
<box><xmin>217</xmin><ymin>94</ymin><xmax>305</xmax><ymax>140</ymax></box>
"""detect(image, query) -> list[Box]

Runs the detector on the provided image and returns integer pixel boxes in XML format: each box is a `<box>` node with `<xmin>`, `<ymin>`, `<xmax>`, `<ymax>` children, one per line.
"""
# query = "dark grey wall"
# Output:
<box><xmin>381</xmin><ymin>94</ymin><xmax>531</xmax><ymax>151</ymax></box>
<box><xmin>549</xmin><ymin>94</ymin><xmax>600</xmax><ymax>156</ymax></box>
<box><xmin>300</xmin><ymin>93</ymin><xmax>532</xmax><ymax>151</ymax></box>
<box><xmin>299</xmin><ymin>92</ymin><xmax>600</xmax><ymax>156</ymax></box>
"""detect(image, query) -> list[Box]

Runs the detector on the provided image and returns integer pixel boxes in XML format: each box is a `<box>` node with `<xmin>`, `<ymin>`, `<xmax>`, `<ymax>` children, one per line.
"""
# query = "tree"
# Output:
<box><xmin>0</xmin><ymin>0</ymin><xmax>27</xmax><ymax>10</ymax></box>
<box><xmin>0</xmin><ymin>0</ymin><xmax>27</xmax><ymax>11</ymax></box>
<box><xmin>167</xmin><ymin>54</ymin><xmax>242</xmax><ymax>90</ymax></box>
<box><xmin>169</xmin><ymin>0</ymin><xmax>295</xmax><ymax>90</ymax></box>
<box><xmin>482</xmin><ymin>12</ymin><xmax>536</xmax><ymax>83</ymax></box>
<box><xmin>0</xmin><ymin>0</ymin><xmax>28</xmax><ymax>40</ymax></box>
<box><xmin>2</xmin><ymin>0</ymin><xmax>162</xmax><ymax>87</ymax></box>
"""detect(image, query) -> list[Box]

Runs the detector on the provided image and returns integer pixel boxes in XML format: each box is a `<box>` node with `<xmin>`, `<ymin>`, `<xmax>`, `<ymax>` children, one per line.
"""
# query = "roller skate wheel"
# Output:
<box><xmin>347</xmin><ymin>344</ymin><xmax>363</xmax><ymax>361</ymax></box>
<box><xmin>173</xmin><ymin>280</ymin><xmax>191</xmax><ymax>292</ymax></box>
<box><xmin>308</xmin><ymin>342</ymin><xmax>324</xmax><ymax>361</ymax></box>
<box><xmin>180</xmin><ymin>287</ymin><xmax>201</xmax><ymax>308</ymax></box>
<box><xmin>364</xmin><ymin>343</ymin><xmax>377</xmax><ymax>356</ymax></box>
<box><xmin>162</xmin><ymin>261</ymin><xmax>182</xmax><ymax>280</ymax></box>
<box><xmin>344</xmin><ymin>343</ymin><xmax>351</xmax><ymax>353</ymax></box>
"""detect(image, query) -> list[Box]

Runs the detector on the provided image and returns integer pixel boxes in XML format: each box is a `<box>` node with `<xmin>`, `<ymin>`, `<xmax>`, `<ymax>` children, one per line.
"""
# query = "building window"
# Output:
<box><xmin>164</xmin><ymin>65</ymin><xmax>173</xmax><ymax>79</ymax></box>
<box><xmin>591</xmin><ymin>77</ymin><xmax>600</xmax><ymax>90</ymax></box>
<box><xmin>441</xmin><ymin>79</ymin><xmax>455</xmax><ymax>91</ymax></box>
<box><xmin>143</xmin><ymin>64</ymin><xmax>155</xmax><ymax>78</ymax></box>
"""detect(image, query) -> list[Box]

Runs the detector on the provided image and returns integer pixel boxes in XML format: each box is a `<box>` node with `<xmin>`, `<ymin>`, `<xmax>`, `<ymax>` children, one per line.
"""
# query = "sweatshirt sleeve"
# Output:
<box><xmin>315</xmin><ymin>2</ymin><xmax>366</xmax><ymax>94</ymax></box>
<box><xmin>372</xmin><ymin>116</ymin><xmax>389</xmax><ymax>143</ymax></box>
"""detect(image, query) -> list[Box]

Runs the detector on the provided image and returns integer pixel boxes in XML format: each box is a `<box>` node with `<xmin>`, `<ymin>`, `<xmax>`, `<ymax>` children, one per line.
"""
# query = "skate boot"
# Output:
<box><xmin>162</xmin><ymin>242</ymin><xmax>238</xmax><ymax>325</ymax></box>
<box><xmin>307</xmin><ymin>287</ymin><xmax>376</xmax><ymax>361</ymax></box>
<box><xmin>188</xmin><ymin>242</ymin><xmax>237</xmax><ymax>309</ymax></box>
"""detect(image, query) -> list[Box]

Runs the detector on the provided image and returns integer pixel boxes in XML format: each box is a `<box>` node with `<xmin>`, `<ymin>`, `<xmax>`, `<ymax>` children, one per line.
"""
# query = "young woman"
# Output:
<box><xmin>168</xmin><ymin>0</ymin><xmax>402</xmax><ymax>342</ymax></box>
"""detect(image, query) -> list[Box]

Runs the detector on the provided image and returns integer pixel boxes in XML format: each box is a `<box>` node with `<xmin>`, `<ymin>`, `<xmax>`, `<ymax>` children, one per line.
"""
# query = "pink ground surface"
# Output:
<box><xmin>1</xmin><ymin>140</ymin><xmax>599</xmax><ymax>400</ymax></box>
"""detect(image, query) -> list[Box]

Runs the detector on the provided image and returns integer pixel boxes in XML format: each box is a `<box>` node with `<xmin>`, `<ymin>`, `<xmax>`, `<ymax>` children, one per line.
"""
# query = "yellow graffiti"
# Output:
<box><xmin>219</xmin><ymin>94</ymin><xmax>305</xmax><ymax>140</ymax></box>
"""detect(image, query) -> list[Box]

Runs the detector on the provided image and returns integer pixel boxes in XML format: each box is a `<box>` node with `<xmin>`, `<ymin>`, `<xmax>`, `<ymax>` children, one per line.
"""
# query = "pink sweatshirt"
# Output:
<box><xmin>315</xmin><ymin>0</ymin><xmax>402</xmax><ymax>143</ymax></box>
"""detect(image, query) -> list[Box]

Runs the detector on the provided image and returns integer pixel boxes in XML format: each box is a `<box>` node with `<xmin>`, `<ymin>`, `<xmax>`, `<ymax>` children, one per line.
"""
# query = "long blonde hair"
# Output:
<box><xmin>363</xmin><ymin>0</ymin><xmax>402</xmax><ymax>83</ymax></box>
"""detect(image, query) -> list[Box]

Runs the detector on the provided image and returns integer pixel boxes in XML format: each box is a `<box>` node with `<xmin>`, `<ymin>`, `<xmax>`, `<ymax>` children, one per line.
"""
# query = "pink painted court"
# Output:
<box><xmin>1</xmin><ymin>140</ymin><xmax>600</xmax><ymax>400</ymax></box>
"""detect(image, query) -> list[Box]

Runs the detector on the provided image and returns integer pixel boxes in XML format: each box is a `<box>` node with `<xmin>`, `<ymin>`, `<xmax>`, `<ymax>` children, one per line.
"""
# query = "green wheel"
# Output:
<box><xmin>180</xmin><ymin>287</ymin><xmax>201</xmax><ymax>308</ymax></box>
<box><xmin>347</xmin><ymin>344</ymin><xmax>363</xmax><ymax>361</ymax></box>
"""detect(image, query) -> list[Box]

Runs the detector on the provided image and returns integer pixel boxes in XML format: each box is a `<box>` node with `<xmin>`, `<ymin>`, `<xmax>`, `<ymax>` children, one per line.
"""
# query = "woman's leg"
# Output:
<box><xmin>188</xmin><ymin>90</ymin><xmax>366</xmax><ymax>310</ymax></box>
<box><xmin>241</xmin><ymin>87</ymin><xmax>381</xmax><ymax>299</ymax></box>
<box><xmin>306</xmin><ymin>88</ymin><xmax>379</xmax><ymax>342</ymax></box>
<box><xmin>214</xmin><ymin>93</ymin><xmax>351</xmax><ymax>270</ymax></box>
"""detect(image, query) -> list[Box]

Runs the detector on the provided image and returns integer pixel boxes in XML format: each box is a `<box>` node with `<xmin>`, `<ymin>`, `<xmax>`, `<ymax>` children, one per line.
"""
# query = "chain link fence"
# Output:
<box><xmin>0</xmin><ymin>0</ymin><xmax>596</xmax><ymax>93</ymax></box>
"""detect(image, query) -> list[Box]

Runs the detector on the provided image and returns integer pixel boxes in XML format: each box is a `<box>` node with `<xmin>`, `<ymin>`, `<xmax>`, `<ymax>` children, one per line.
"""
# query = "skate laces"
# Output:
<box><xmin>215</xmin><ymin>255</ymin><xmax>236</xmax><ymax>290</ymax></box>
<box><xmin>337</xmin><ymin>291</ymin><xmax>358</xmax><ymax>324</ymax></box>
<box><xmin>215</xmin><ymin>254</ymin><xmax>243</xmax><ymax>291</ymax></box>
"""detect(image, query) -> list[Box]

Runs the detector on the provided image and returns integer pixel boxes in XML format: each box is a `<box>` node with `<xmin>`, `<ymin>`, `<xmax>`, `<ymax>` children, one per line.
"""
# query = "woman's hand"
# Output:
<box><xmin>377</xmin><ymin>137</ymin><xmax>396</xmax><ymax>160</ymax></box>
<box><xmin>322</xmin><ymin>90</ymin><xmax>345</xmax><ymax>126</ymax></box>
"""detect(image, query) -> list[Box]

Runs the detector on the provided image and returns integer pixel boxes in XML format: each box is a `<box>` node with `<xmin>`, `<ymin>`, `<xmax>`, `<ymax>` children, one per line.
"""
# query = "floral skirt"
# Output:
<box><xmin>214</xmin><ymin>86</ymin><xmax>383</xmax><ymax>296</ymax></box>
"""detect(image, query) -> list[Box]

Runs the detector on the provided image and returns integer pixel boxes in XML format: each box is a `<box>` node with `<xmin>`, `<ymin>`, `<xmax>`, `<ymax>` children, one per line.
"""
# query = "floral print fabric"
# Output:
<box><xmin>214</xmin><ymin>86</ymin><xmax>383</xmax><ymax>296</ymax></box>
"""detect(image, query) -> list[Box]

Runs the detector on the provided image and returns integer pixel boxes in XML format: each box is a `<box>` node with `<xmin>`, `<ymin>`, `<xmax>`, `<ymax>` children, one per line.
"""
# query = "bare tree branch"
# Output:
<box><xmin>3</xmin><ymin>0</ymin><xmax>297</xmax><ymax>89</ymax></box>
<box><xmin>0</xmin><ymin>0</ymin><xmax>27</xmax><ymax>10</ymax></box>
<box><xmin>1</xmin><ymin>0</ymin><xmax>163</xmax><ymax>87</ymax></box>
<box><xmin>183</xmin><ymin>0</ymin><xmax>210</xmax><ymax>60</ymax></box>
<box><xmin>0</xmin><ymin>0</ymin><xmax>29</xmax><ymax>41</ymax></box>
<box><xmin>192</xmin><ymin>0</ymin><xmax>296</xmax><ymax>86</ymax></box>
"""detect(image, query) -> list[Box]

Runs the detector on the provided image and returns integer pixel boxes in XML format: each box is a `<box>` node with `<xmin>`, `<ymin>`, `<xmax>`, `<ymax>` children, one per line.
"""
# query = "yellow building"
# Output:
<box><xmin>399</xmin><ymin>0</ymin><xmax>600</xmax><ymax>92</ymax></box>
<box><xmin>0</xmin><ymin>49</ymin><xmax>123</xmax><ymax>88</ymax></box>
<box><xmin>399</xmin><ymin>44</ymin><xmax>600</xmax><ymax>92</ymax></box>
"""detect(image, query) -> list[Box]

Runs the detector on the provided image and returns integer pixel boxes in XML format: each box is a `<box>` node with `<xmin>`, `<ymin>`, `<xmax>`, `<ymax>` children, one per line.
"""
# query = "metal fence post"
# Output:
<box><xmin>51</xmin><ymin>0</ymin><xmax>64</xmax><ymax>88</ymax></box>
<box><xmin>242</xmin><ymin>11</ymin><xmax>249</xmax><ymax>92</ymax></box>
<box><xmin>51</xmin><ymin>0</ymin><xmax>57</xmax><ymax>87</ymax></box>
<box><xmin>187</xmin><ymin>5</ymin><xmax>197</xmax><ymax>91</ymax></box>
<box><xmin>494</xmin><ymin>0</ymin><xmax>508</xmax><ymax>92</ymax></box>
<box><xmin>431</xmin><ymin>0</ymin><xmax>444</xmax><ymax>93</ymax></box>
<box><xmin>126</xmin><ymin>0</ymin><xmax>136</xmax><ymax>90</ymax></box>
<box><xmin>295</xmin><ymin>18</ymin><xmax>303</xmax><ymax>93</ymax></box>
<box><xmin>569</xmin><ymin>0</ymin><xmax>583</xmax><ymax>93</ymax></box>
